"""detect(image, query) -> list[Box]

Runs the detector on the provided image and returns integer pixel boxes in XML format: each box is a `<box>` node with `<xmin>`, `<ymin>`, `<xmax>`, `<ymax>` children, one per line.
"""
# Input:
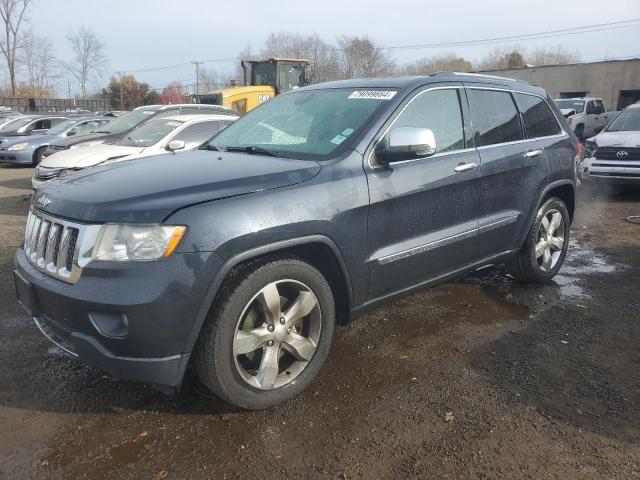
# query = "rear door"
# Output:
<box><xmin>466</xmin><ymin>86</ymin><xmax>535</xmax><ymax>257</ymax></box>
<box><xmin>366</xmin><ymin>84</ymin><xmax>482</xmax><ymax>298</ymax></box>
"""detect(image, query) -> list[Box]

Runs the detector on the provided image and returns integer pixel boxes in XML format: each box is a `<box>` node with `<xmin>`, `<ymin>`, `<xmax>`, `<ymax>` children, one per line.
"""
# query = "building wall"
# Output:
<box><xmin>481</xmin><ymin>59</ymin><xmax>640</xmax><ymax>111</ymax></box>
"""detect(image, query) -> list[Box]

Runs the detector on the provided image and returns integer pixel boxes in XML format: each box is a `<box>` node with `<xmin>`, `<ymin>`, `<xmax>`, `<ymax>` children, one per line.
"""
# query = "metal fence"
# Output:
<box><xmin>0</xmin><ymin>97</ymin><xmax>110</xmax><ymax>113</ymax></box>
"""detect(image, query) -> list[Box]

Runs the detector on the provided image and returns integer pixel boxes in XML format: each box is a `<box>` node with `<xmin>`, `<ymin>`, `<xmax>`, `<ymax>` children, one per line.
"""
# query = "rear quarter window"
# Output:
<box><xmin>467</xmin><ymin>89</ymin><xmax>523</xmax><ymax>147</ymax></box>
<box><xmin>514</xmin><ymin>93</ymin><xmax>561</xmax><ymax>138</ymax></box>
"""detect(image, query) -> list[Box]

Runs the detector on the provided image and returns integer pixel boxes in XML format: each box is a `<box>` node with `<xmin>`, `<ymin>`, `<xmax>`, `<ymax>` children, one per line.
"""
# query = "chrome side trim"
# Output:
<box><xmin>478</xmin><ymin>214</ymin><xmax>519</xmax><ymax>234</ymax></box>
<box><xmin>377</xmin><ymin>228</ymin><xmax>477</xmax><ymax>265</ymax></box>
<box><xmin>377</xmin><ymin>213</ymin><xmax>520</xmax><ymax>265</ymax></box>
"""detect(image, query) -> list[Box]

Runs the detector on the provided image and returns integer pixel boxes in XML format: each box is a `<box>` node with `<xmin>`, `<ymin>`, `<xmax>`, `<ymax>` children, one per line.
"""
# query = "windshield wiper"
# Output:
<box><xmin>93</xmin><ymin>130</ymin><xmax>111</xmax><ymax>134</ymax></box>
<box><xmin>225</xmin><ymin>145</ymin><xmax>278</xmax><ymax>157</ymax></box>
<box><xmin>200</xmin><ymin>144</ymin><xmax>220</xmax><ymax>151</ymax></box>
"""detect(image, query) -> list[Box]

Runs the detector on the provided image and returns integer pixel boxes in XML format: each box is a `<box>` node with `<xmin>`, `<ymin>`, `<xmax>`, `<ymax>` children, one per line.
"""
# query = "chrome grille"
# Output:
<box><xmin>23</xmin><ymin>209</ymin><xmax>97</xmax><ymax>284</ymax></box>
<box><xmin>595</xmin><ymin>147</ymin><xmax>640</xmax><ymax>161</ymax></box>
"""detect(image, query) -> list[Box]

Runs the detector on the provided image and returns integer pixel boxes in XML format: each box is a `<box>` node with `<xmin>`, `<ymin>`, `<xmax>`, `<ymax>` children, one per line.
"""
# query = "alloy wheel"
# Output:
<box><xmin>536</xmin><ymin>208</ymin><xmax>566</xmax><ymax>272</ymax></box>
<box><xmin>232</xmin><ymin>279</ymin><xmax>321</xmax><ymax>390</ymax></box>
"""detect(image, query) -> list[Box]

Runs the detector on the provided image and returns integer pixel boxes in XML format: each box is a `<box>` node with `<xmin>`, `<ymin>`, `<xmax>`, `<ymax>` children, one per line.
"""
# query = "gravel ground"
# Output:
<box><xmin>1</xmin><ymin>165</ymin><xmax>639</xmax><ymax>479</ymax></box>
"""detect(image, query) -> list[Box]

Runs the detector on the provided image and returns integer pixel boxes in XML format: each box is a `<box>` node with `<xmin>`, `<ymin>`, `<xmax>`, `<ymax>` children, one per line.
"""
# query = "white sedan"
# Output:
<box><xmin>32</xmin><ymin>113</ymin><xmax>237</xmax><ymax>189</ymax></box>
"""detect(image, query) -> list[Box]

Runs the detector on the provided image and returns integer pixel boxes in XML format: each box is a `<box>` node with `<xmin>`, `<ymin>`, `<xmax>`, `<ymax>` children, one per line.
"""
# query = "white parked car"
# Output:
<box><xmin>32</xmin><ymin>113</ymin><xmax>237</xmax><ymax>189</ymax></box>
<box><xmin>581</xmin><ymin>102</ymin><xmax>640</xmax><ymax>185</ymax></box>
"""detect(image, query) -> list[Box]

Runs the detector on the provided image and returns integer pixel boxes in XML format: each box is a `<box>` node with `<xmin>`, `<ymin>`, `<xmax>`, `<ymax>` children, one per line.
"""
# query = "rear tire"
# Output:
<box><xmin>509</xmin><ymin>197</ymin><xmax>570</xmax><ymax>283</ymax></box>
<box><xmin>193</xmin><ymin>256</ymin><xmax>335</xmax><ymax>409</ymax></box>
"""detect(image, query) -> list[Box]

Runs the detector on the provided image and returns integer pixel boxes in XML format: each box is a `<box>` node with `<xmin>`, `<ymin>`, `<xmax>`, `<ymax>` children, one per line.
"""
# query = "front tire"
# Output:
<box><xmin>32</xmin><ymin>147</ymin><xmax>46</xmax><ymax>166</ymax></box>
<box><xmin>193</xmin><ymin>256</ymin><xmax>335</xmax><ymax>409</ymax></box>
<box><xmin>509</xmin><ymin>197</ymin><xmax>570</xmax><ymax>283</ymax></box>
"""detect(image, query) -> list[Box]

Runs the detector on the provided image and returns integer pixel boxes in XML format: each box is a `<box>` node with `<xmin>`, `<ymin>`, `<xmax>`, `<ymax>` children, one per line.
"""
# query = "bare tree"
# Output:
<box><xmin>20</xmin><ymin>30</ymin><xmax>57</xmax><ymax>96</ymax></box>
<box><xmin>478</xmin><ymin>46</ymin><xmax>527</xmax><ymax>71</ymax></box>
<box><xmin>336</xmin><ymin>35</ymin><xmax>395</xmax><ymax>79</ymax></box>
<box><xmin>64</xmin><ymin>27</ymin><xmax>109</xmax><ymax>98</ymax></box>
<box><xmin>527</xmin><ymin>45</ymin><xmax>579</xmax><ymax>66</ymax></box>
<box><xmin>260</xmin><ymin>31</ymin><xmax>340</xmax><ymax>83</ymax></box>
<box><xmin>0</xmin><ymin>0</ymin><xmax>31</xmax><ymax>96</ymax></box>
<box><xmin>403</xmin><ymin>52</ymin><xmax>473</xmax><ymax>75</ymax></box>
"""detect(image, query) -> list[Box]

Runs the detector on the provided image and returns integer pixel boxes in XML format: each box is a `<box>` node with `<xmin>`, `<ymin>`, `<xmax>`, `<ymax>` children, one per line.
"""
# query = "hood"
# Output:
<box><xmin>39</xmin><ymin>144</ymin><xmax>143</xmax><ymax>168</ymax></box>
<box><xmin>559</xmin><ymin>108</ymin><xmax>576</xmax><ymax>117</ymax></box>
<box><xmin>591</xmin><ymin>131</ymin><xmax>640</xmax><ymax>147</ymax></box>
<box><xmin>49</xmin><ymin>131</ymin><xmax>119</xmax><ymax>148</ymax></box>
<box><xmin>0</xmin><ymin>130</ymin><xmax>30</xmax><ymax>139</ymax></box>
<box><xmin>0</xmin><ymin>132</ymin><xmax>55</xmax><ymax>148</ymax></box>
<box><xmin>34</xmin><ymin>150</ymin><xmax>322</xmax><ymax>223</ymax></box>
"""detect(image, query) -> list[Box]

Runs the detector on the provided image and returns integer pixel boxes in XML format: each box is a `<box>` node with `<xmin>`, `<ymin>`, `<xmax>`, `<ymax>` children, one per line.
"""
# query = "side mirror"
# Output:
<box><xmin>375</xmin><ymin>127</ymin><xmax>436</xmax><ymax>164</ymax></box>
<box><xmin>66</xmin><ymin>129</ymin><xmax>77</xmax><ymax>136</ymax></box>
<box><xmin>166</xmin><ymin>139</ymin><xmax>185</xmax><ymax>151</ymax></box>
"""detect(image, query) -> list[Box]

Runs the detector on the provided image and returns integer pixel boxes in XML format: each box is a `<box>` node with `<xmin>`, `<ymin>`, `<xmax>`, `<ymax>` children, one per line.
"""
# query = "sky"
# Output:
<box><xmin>18</xmin><ymin>0</ymin><xmax>640</xmax><ymax>97</ymax></box>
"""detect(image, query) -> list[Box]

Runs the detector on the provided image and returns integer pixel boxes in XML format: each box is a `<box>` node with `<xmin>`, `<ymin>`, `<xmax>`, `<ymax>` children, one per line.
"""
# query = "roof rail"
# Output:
<box><xmin>429</xmin><ymin>71</ymin><xmax>531</xmax><ymax>85</ymax></box>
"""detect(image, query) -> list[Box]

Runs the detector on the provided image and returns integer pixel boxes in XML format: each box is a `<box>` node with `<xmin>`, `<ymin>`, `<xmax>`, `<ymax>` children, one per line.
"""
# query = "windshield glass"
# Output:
<box><xmin>97</xmin><ymin>109</ymin><xmax>157</xmax><ymax>134</ymax></box>
<box><xmin>208</xmin><ymin>88</ymin><xmax>394</xmax><ymax>159</ymax></box>
<box><xmin>554</xmin><ymin>100</ymin><xmax>585</xmax><ymax>114</ymax></box>
<box><xmin>605</xmin><ymin>109</ymin><xmax>640</xmax><ymax>132</ymax></box>
<box><xmin>0</xmin><ymin>117</ymin><xmax>33</xmax><ymax>131</ymax></box>
<box><xmin>115</xmin><ymin>118</ymin><xmax>184</xmax><ymax>147</ymax></box>
<box><xmin>48</xmin><ymin>119</ymin><xmax>77</xmax><ymax>135</ymax></box>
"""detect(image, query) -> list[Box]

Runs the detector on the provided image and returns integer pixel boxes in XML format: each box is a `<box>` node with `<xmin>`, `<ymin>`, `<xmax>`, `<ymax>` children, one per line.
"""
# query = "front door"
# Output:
<box><xmin>366</xmin><ymin>85</ymin><xmax>481</xmax><ymax>298</ymax></box>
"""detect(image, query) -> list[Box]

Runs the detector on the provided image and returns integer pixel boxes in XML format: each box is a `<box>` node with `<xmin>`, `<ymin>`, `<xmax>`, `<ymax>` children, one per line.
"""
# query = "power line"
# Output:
<box><xmin>117</xmin><ymin>18</ymin><xmax>640</xmax><ymax>83</ymax></box>
<box><xmin>384</xmin><ymin>18</ymin><xmax>640</xmax><ymax>50</ymax></box>
<box><xmin>114</xmin><ymin>18</ymin><xmax>639</xmax><ymax>76</ymax></box>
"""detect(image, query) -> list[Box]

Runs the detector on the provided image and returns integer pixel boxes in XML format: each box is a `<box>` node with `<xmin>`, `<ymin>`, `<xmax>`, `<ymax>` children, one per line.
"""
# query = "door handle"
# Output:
<box><xmin>524</xmin><ymin>149</ymin><xmax>543</xmax><ymax>158</ymax></box>
<box><xmin>454</xmin><ymin>162</ymin><xmax>478</xmax><ymax>173</ymax></box>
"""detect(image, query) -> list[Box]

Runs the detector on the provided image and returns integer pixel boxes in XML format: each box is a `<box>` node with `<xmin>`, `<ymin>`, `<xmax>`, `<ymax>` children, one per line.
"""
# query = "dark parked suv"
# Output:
<box><xmin>14</xmin><ymin>73</ymin><xmax>578</xmax><ymax>409</ymax></box>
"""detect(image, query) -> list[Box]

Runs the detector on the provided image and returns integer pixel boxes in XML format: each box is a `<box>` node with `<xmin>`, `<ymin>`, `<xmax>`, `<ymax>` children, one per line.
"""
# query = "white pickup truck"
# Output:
<box><xmin>554</xmin><ymin>97</ymin><xmax>612</xmax><ymax>141</ymax></box>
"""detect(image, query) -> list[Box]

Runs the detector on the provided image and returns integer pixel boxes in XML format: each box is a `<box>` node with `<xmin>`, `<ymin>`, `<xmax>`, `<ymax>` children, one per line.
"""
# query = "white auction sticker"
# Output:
<box><xmin>348</xmin><ymin>90</ymin><xmax>397</xmax><ymax>100</ymax></box>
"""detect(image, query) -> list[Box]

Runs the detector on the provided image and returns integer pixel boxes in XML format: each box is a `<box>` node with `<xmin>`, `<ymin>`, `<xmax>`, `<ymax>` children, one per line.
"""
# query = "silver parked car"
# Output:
<box><xmin>0</xmin><ymin>116</ymin><xmax>110</xmax><ymax>166</ymax></box>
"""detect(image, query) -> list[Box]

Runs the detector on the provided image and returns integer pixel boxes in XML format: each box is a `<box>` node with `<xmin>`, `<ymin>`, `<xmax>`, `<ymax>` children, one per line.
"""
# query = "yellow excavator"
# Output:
<box><xmin>190</xmin><ymin>58</ymin><xmax>309</xmax><ymax>114</ymax></box>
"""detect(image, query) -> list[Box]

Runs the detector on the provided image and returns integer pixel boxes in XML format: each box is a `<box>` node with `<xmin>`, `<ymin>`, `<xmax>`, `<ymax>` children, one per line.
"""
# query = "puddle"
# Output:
<box><xmin>554</xmin><ymin>239</ymin><xmax>617</xmax><ymax>298</ymax></box>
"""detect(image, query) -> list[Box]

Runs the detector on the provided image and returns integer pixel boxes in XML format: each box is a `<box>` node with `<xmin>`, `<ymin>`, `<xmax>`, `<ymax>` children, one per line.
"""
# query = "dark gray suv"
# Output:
<box><xmin>14</xmin><ymin>73</ymin><xmax>578</xmax><ymax>409</ymax></box>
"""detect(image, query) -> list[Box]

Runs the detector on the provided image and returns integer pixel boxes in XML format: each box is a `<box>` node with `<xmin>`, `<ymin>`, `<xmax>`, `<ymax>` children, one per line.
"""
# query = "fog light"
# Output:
<box><xmin>89</xmin><ymin>312</ymin><xmax>128</xmax><ymax>338</ymax></box>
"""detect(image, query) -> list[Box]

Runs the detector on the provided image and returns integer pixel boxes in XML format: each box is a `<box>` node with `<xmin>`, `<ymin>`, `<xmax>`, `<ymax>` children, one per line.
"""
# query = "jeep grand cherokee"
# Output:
<box><xmin>14</xmin><ymin>73</ymin><xmax>578</xmax><ymax>409</ymax></box>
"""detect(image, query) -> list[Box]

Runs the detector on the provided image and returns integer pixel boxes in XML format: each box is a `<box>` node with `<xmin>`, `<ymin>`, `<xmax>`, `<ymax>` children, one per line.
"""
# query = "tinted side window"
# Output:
<box><xmin>393</xmin><ymin>89</ymin><xmax>465</xmax><ymax>153</ymax></box>
<box><xmin>171</xmin><ymin>121</ymin><xmax>220</xmax><ymax>148</ymax></box>
<box><xmin>594</xmin><ymin>100</ymin><xmax>605</xmax><ymax>114</ymax></box>
<box><xmin>514</xmin><ymin>93</ymin><xmax>561</xmax><ymax>138</ymax></box>
<box><xmin>467</xmin><ymin>89</ymin><xmax>523</xmax><ymax>147</ymax></box>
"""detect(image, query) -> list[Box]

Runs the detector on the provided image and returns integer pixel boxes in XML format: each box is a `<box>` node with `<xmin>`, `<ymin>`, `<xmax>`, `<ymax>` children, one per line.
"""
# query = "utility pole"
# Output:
<box><xmin>191</xmin><ymin>61</ymin><xmax>203</xmax><ymax>96</ymax></box>
<box><xmin>116</xmin><ymin>71</ymin><xmax>125</xmax><ymax>110</ymax></box>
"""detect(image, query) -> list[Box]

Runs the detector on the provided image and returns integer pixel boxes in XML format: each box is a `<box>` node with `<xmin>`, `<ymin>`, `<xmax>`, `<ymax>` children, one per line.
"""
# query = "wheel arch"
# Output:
<box><xmin>183</xmin><ymin>235</ymin><xmax>354</xmax><ymax>355</ymax></box>
<box><xmin>538</xmin><ymin>180</ymin><xmax>576</xmax><ymax>222</ymax></box>
<box><xmin>32</xmin><ymin>145</ymin><xmax>47</xmax><ymax>165</ymax></box>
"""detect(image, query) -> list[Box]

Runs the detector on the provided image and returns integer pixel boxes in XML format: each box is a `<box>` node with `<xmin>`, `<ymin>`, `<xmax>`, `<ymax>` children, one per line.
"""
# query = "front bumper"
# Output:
<box><xmin>0</xmin><ymin>148</ymin><xmax>35</xmax><ymax>165</ymax></box>
<box><xmin>14</xmin><ymin>246</ymin><xmax>222</xmax><ymax>389</ymax></box>
<box><xmin>582</xmin><ymin>157</ymin><xmax>640</xmax><ymax>184</ymax></box>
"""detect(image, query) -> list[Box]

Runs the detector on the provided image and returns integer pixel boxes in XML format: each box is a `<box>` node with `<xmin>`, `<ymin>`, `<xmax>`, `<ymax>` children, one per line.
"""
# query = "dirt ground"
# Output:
<box><xmin>1</xmin><ymin>164</ymin><xmax>639</xmax><ymax>480</ymax></box>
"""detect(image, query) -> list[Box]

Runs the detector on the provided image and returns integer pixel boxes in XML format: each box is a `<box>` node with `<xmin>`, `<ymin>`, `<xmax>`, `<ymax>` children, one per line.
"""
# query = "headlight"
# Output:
<box><xmin>71</xmin><ymin>140</ymin><xmax>105</xmax><ymax>149</ymax></box>
<box><xmin>583</xmin><ymin>141</ymin><xmax>597</xmax><ymax>158</ymax></box>
<box><xmin>8</xmin><ymin>142</ymin><xmax>29</xmax><ymax>151</ymax></box>
<box><xmin>92</xmin><ymin>224</ymin><xmax>186</xmax><ymax>262</ymax></box>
